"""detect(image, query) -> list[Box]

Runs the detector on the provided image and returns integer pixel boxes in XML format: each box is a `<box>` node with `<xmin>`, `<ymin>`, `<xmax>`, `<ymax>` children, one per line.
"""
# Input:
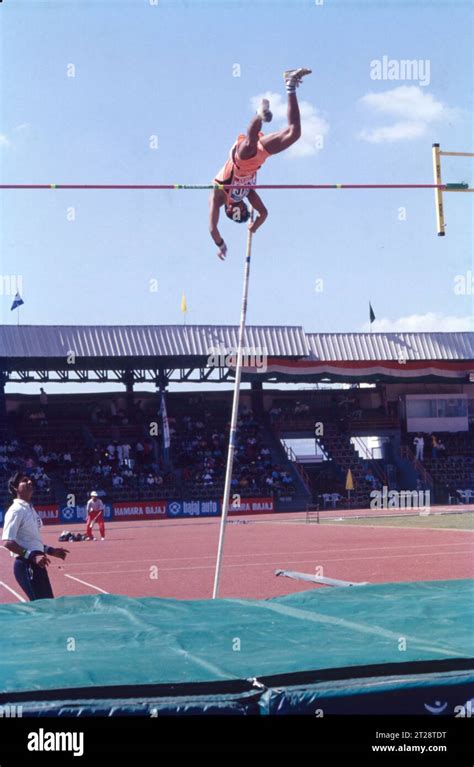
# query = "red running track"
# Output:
<box><xmin>0</xmin><ymin>513</ymin><xmax>472</xmax><ymax>603</ymax></box>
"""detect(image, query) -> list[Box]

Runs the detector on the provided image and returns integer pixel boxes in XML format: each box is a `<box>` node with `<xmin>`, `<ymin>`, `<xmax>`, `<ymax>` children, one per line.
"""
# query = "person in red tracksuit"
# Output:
<box><xmin>85</xmin><ymin>491</ymin><xmax>105</xmax><ymax>541</ymax></box>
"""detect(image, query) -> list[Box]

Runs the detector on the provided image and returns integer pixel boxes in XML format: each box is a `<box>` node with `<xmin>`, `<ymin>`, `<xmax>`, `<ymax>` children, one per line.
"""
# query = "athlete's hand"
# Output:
<box><xmin>30</xmin><ymin>552</ymin><xmax>50</xmax><ymax>568</ymax></box>
<box><xmin>217</xmin><ymin>241</ymin><xmax>228</xmax><ymax>260</ymax></box>
<box><xmin>248</xmin><ymin>214</ymin><xmax>267</xmax><ymax>234</ymax></box>
<box><xmin>51</xmin><ymin>547</ymin><xmax>69</xmax><ymax>560</ymax></box>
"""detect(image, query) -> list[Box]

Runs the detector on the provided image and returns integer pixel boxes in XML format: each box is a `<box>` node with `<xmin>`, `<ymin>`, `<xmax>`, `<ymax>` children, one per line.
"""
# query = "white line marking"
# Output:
<box><xmin>64</xmin><ymin>573</ymin><xmax>109</xmax><ymax>594</ymax></box>
<box><xmin>0</xmin><ymin>581</ymin><xmax>26</xmax><ymax>602</ymax></box>
<box><xmin>73</xmin><ymin>545</ymin><xmax>474</xmax><ymax>576</ymax></box>
<box><xmin>61</xmin><ymin>539</ymin><xmax>473</xmax><ymax>569</ymax></box>
<box><xmin>324</xmin><ymin>522</ymin><xmax>474</xmax><ymax>533</ymax></box>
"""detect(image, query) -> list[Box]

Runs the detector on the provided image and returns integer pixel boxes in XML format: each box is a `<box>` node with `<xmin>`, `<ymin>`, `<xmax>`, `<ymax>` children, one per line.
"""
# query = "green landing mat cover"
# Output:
<box><xmin>0</xmin><ymin>579</ymin><xmax>473</xmax><ymax>704</ymax></box>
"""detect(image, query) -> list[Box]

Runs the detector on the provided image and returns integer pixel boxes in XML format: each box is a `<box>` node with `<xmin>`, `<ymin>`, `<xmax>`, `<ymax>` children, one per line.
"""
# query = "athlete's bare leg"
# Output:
<box><xmin>260</xmin><ymin>91</ymin><xmax>301</xmax><ymax>155</ymax></box>
<box><xmin>238</xmin><ymin>99</ymin><xmax>272</xmax><ymax>161</ymax></box>
<box><xmin>238</xmin><ymin>115</ymin><xmax>263</xmax><ymax>160</ymax></box>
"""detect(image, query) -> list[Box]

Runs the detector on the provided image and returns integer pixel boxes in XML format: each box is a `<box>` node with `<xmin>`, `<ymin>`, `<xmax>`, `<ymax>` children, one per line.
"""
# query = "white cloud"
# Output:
<box><xmin>0</xmin><ymin>134</ymin><xmax>10</xmax><ymax>147</ymax></box>
<box><xmin>361</xmin><ymin>86</ymin><xmax>456</xmax><ymax>122</ymax></box>
<box><xmin>251</xmin><ymin>91</ymin><xmax>329</xmax><ymax>158</ymax></box>
<box><xmin>359</xmin><ymin>121</ymin><xmax>426</xmax><ymax>143</ymax></box>
<box><xmin>362</xmin><ymin>312</ymin><xmax>474</xmax><ymax>333</ymax></box>
<box><xmin>359</xmin><ymin>86</ymin><xmax>458</xmax><ymax>143</ymax></box>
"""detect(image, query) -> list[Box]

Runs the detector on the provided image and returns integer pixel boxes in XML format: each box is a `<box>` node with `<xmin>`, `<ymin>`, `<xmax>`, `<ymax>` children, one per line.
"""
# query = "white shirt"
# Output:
<box><xmin>2</xmin><ymin>499</ymin><xmax>44</xmax><ymax>553</ymax></box>
<box><xmin>86</xmin><ymin>498</ymin><xmax>105</xmax><ymax>514</ymax></box>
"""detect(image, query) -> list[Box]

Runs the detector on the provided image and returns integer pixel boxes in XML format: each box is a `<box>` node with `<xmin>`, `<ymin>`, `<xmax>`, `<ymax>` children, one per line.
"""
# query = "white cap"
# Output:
<box><xmin>90</xmin><ymin>491</ymin><xmax>98</xmax><ymax>497</ymax></box>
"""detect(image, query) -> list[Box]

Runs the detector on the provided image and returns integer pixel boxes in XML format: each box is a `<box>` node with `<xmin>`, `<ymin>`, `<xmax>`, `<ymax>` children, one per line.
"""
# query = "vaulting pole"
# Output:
<box><xmin>212</xmin><ymin>213</ymin><xmax>254</xmax><ymax>599</ymax></box>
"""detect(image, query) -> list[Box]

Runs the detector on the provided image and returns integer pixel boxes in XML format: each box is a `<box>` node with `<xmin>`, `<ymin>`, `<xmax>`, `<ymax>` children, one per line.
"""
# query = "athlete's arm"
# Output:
<box><xmin>247</xmin><ymin>190</ymin><xmax>268</xmax><ymax>233</ymax></box>
<box><xmin>3</xmin><ymin>539</ymin><xmax>50</xmax><ymax>567</ymax></box>
<box><xmin>209</xmin><ymin>190</ymin><xmax>224</xmax><ymax>245</ymax></box>
<box><xmin>209</xmin><ymin>190</ymin><xmax>228</xmax><ymax>259</ymax></box>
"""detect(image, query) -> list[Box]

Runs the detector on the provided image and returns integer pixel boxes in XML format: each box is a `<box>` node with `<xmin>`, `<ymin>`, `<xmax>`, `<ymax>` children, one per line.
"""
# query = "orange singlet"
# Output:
<box><xmin>213</xmin><ymin>133</ymin><xmax>271</xmax><ymax>204</ymax></box>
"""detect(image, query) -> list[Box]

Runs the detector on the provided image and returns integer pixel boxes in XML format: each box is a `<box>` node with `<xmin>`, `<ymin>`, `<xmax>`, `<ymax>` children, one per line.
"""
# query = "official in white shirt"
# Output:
<box><xmin>2</xmin><ymin>472</ymin><xmax>69</xmax><ymax>600</ymax></box>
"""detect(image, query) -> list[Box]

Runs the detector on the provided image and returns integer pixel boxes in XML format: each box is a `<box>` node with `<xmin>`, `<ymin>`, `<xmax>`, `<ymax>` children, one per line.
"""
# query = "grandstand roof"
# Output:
<box><xmin>0</xmin><ymin>326</ymin><xmax>473</xmax><ymax>361</ymax></box>
<box><xmin>0</xmin><ymin>325</ymin><xmax>308</xmax><ymax>359</ymax></box>
<box><xmin>306</xmin><ymin>332</ymin><xmax>474</xmax><ymax>361</ymax></box>
<box><xmin>1</xmin><ymin>327</ymin><xmax>473</xmax><ymax>385</ymax></box>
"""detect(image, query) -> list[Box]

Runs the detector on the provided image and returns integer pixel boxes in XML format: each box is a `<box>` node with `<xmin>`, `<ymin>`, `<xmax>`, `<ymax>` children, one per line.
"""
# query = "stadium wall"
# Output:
<box><xmin>0</xmin><ymin>498</ymin><xmax>275</xmax><ymax>526</ymax></box>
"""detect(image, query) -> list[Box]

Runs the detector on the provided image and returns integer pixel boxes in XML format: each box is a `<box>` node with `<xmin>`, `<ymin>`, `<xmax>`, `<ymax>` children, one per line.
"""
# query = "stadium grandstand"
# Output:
<box><xmin>1</xmin><ymin>325</ymin><xmax>473</xmax><ymax>523</ymax></box>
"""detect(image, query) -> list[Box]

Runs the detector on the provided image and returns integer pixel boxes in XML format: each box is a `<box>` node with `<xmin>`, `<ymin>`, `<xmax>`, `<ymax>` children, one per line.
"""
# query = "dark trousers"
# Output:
<box><xmin>13</xmin><ymin>557</ymin><xmax>54</xmax><ymax>601</ymax></box>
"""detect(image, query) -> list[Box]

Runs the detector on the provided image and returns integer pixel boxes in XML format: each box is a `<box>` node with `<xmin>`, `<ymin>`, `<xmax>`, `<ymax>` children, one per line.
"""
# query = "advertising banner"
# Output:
<box><xmin>60</xmin><ymin>503</ymin><xmax>114</xmax><ymax>524</ymax></box>
<box><xmin>228</xmin><ymin>497</ymin><xmax>274</xmax><ymax>514</ymax></box>
<box><xmin>112</xmin><ymin>501</ymin><xmax>167</xmax><ymax>522</ymax></box>
<box><xmin>36</xmin><ymin>504</ymin><xmax>61</xmax><ymax>525</ymax></box>
<box><xmin>166</xmin><ymin>499</ymin><xmax>220</xmax><ymax>518</ymax></box>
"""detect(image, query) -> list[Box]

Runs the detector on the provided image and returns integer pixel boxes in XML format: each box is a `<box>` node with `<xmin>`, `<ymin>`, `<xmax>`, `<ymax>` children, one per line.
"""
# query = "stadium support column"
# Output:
<box><xmin>155</xmin><ymin>373</ymin><xmax>169</xmax><ymax>470</ymax></box>
<box><xmin>123</xmin><ymin>370</ymin><xmax>134</xmax><ymax>421</ymax></box>
<box><xmin>250</xmin><ymin>381</ymin><xmax>264</xmax><ymax>416</ymax></box>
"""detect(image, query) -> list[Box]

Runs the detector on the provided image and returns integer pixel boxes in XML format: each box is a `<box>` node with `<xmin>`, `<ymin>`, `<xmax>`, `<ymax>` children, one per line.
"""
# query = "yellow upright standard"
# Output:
<box><xmin>432</xmin><ymin>143</ymin><xmax>446</xmax><ymax>236</ymax></box>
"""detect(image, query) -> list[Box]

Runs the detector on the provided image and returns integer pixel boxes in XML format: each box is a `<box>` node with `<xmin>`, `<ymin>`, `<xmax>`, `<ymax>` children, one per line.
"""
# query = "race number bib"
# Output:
<box><xmin>230</xmin><ymin>172</ymin><xmax>256</xmax><ymax>202</ymax></box>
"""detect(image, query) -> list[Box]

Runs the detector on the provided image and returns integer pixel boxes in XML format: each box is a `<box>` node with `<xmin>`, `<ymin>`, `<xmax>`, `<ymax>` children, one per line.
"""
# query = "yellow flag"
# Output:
<box><xmin>181</xmin><ymin>293</ymin><xmax>188</xmax><ymax>313</ymax></box>
<box><xmin>345</xmin><ymin>469</ymin><xmax>354</xmax><ymax>491</ymax></box>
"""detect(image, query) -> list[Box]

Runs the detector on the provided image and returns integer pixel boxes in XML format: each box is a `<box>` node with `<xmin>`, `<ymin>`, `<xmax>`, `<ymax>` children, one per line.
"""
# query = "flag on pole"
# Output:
<box><xmin>181</xmin><ymin>293</ymin><xmax>188</xmax><ymax>314</ymax></box>
<box><xmin>160</xmin><ymin>392</ymin><xmax>170</xmax><ymax>467</ymax></box>
<box><xmin>369</xmin><ymin>302</ymin><xmax>376</xmax><ymax>324</ymax></box>
<box><xmin>345</xmin><ymin>469</ymin><xmax>354</xmax><ymax>491</ymax></box>
<box><xmin>10</xmin><ymin>291</ymin><xmax>24</xmax><ymax>311</ymax></box>
<box><xmin>345</xmin><ymin>468</ymin><xmax>354</xmax><ymax>509</ymax></box>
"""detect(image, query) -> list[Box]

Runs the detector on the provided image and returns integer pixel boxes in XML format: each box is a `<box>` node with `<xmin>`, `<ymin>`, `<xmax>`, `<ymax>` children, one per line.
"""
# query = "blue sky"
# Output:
<box><xmin>1</xmin><ymin>0</ymin><xmax>473</xmax><ymax>334</ymax></box>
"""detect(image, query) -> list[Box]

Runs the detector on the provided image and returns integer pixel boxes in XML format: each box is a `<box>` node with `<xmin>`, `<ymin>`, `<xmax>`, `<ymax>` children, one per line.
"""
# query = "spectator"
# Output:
<box><xmin>365</xmin><ymin>471</ymin><xmax>376</xmax><ymax>488</ymax></box>
<box><xmin>268</xmin><ymin>406</ymin><xmax>282</xmax><ymax>423</ymax></box>
<box><xmin>413</xmin><ymin>434</ymin><xmax>424</xmax><ymax>461</ymax></box>
<box><xmin>33</xmin><ymin>442</ymin><xmax>43</xmax><ymax>458</ymax></box>
<box><xmin>294</xmin><ymin>401</ymin><xmax>309</xmax><ymax>416</ymax></box>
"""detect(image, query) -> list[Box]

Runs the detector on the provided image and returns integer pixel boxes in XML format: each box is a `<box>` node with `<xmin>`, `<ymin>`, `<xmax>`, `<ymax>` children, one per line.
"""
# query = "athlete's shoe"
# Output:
<box><xmin>257</xmin><ymin>98</ymin><xmax>272</xmax><ymax>123</ymax></box>
<box><xmin>283</xmin><ymin>67</ymin><xmax>312</xmax><ymax>87</ymax></box>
